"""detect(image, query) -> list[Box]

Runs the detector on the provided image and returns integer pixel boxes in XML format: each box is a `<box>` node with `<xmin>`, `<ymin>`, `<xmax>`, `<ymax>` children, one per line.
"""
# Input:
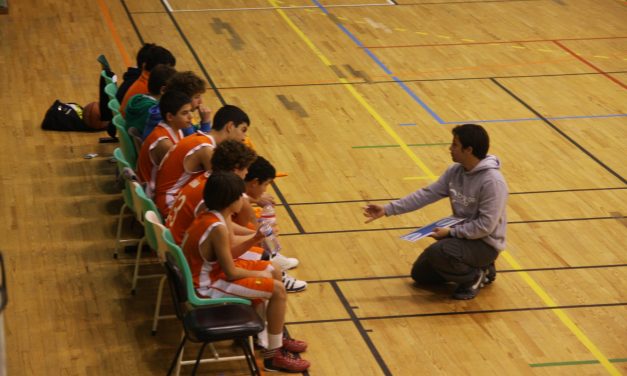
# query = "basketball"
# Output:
<box><xmin>82</xmin><ymin>101</ymin><xmax>108</xmax><ymax>130</ymax></box>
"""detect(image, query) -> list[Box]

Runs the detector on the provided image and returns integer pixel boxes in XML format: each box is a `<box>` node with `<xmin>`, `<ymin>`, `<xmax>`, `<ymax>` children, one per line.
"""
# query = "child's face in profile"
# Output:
<box><xmin>191</xmin><ymin>93</ymin><xmax>203</xmax><ymax>111</ymax></box>
<box><xmin>168</xmin><ymin>103</ymin><xmax>193</xmax><ymax>129</ymax></box>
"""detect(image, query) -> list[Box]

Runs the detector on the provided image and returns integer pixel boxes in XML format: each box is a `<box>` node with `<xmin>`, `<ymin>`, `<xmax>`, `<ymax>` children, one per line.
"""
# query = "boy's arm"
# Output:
<box><xmin>231</xmin><ymin>227</ymin><xmax>265</xmax><ymax>259</ymax></box>
<box><xmin>151</xmin><ymin>139</ymin><xmax>174</xmax><ymax>167</ymax></box>
<box><xmin>209</xmin><ymin>225</ymin><xmax>269</xmax><ymax>281</ymax></box>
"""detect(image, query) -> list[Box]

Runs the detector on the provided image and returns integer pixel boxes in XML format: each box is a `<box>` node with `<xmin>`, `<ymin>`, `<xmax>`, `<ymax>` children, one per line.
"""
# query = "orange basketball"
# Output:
<box><xmin>82</xmin><ymin>101</ymin><xmax>108</xmax><ymax>130</ymax></box>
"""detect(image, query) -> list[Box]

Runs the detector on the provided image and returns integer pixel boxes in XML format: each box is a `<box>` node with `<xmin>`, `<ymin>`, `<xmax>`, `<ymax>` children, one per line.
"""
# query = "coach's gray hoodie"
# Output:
<box><xmin>384</xmin><ymin>155</ymin><xmax>508</xmax><ymax>251</ymax></box>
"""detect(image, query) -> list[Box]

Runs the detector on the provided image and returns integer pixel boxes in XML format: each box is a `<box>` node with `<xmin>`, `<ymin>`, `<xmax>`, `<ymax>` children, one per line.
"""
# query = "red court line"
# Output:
<box><xmin>553</xmin><ymin>40</ymin><xmax>627</xmax><ymax>90</ymax></box>
<box><xmin>97</xmin><ymin>0</ymin><xmax>132</xmax><ymax>67</ymax></box>
<box><xmin>364</xmin><ymin>35</ymin><xmax>627</xmax><ymax>49</ymax></box>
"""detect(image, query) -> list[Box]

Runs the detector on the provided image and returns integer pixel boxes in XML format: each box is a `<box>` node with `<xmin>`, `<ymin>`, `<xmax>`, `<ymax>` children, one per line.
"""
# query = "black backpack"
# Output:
<box><xmin>41</xmin><ymin>100</ymin><xmax>92</xmax><ymax>132</ymax></box>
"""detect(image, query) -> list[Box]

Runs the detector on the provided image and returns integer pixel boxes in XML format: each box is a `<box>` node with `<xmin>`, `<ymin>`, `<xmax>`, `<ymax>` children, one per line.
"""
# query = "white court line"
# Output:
<box><xmin>167</xmin><ymin>2</ymin><xmax>394</xmax><ymax>12</ymax></box>
<box><xmin>162</xmin><ymin>0</ymin><xmax>174</xmax><ymax>12</ymax></box>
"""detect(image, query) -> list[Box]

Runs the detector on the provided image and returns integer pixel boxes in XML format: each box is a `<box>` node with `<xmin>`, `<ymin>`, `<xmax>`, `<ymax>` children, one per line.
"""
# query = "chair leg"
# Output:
<box><xmin>167</xmin><ymin>334</ymin><xmax>187</xmax><ymax>376</ymax></box>
<box><xmin>241</xmin><ymin>337</ymin><xmax>261</xmax><ymax>376</ymax></box>
<box><xmin>113</xmin><ymin>202</ymin><xmax>128</xmax><ymax>259</ymax></box>
<box><xmin>191</xmin><ymin>342</ymin><xmax>209</xmax><ymax>376</ymax></box>
<box><xmin>151</xmin><ymin>275</ymin><xmax>167</xmax><ymax>335</ymax></box>
<box><xmin>130</xmin><ymin>236</ymin><xmax>145</xmax><ymax>294</ymax></box>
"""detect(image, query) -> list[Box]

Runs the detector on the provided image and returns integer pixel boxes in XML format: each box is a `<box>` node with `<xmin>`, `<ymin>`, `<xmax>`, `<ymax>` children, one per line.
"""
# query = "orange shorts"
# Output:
<box><xmin>207</xmin><ymin>259</ymin><xmax>274</xmax><ymax>301</ymax></box>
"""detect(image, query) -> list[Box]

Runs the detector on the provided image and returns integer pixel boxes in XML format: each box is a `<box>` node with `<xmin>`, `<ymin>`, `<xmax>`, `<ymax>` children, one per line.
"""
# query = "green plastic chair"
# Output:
<box><xmin>161</xmin><ymin>230</ymin><xmax>253</xmax><ymax>376</ymax></box>
<box><xmin>112</xmin><ymin>114</ymin><xmax>138</xmax><ymax>168</ymax></box>
<box><xmin>101</xmin><ymin>70</ymin><xmax>115</xmax><ymax>86</ymax></box>
<box><xmin>104</xmin><ymin>82</ymin><xmax>118</xmax><ymax>102</ymax></box>
<box><xmin>144</xmin><ymin>211</ymin><xmax>177</xmax><ymax>334</ymax></box>
<box><xmin>112</xmin><ymin>148</ymin><xmax>140</xmax><ymax>259</ymax></box>
<box><xmin>129</xmin><ymin>183</ymin><xmax>163</xmax><ymax>294</ymax></box>
<box><xmin>108</xmin><ymin>98</ymin><xmax>121</xmax><ymax>117</ymax></box>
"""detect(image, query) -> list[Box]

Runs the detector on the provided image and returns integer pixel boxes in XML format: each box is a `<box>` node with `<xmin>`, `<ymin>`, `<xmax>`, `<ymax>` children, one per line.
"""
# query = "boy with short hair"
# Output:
<box><xmin>142</xmin><ymin>71</ymin><xmax>212</xmax><ymax>139</ymax></box>
<box><xmin>136</xmin><ymin>91</ymin><xmax>193</xmax><ymax>196</ymax></box>
<box><xmin>153</xmin><ymin>104</ymin><xmax>251</xmax><ymax>217</ymax></box>
<box><xmin>182</xmin><ymin>171</ymin><xmax>310</xmax><ymax>372</ymax></box>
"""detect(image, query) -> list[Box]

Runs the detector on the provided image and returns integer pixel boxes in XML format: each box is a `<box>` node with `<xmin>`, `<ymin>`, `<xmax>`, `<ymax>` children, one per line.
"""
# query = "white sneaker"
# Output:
<box><xmin>282</xmin><ymin>272</ymin><xmax>307</xmax><ymax>293</ymax></box>
<box><xmin>272</xmin><ymin>253</ymin><xmax>299</xmax><ymax>271</ymax></box>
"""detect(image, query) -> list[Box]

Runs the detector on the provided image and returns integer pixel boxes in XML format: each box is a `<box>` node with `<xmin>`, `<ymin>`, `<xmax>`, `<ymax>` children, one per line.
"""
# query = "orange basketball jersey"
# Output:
<box><xmin>165</xmin><ymin>172</ymin><xmax>209</xmax><ymax>244</ymax></box>
<box><xmin>154</xmin><ymin>132</ymin><xmax>215</xmax><ymax>217</ymax></box>
<box><xmin>182</xmin><ymin>210</ymin><xmax>273</xmax><ymax>299</ymax></box>
<box><xmin>136</xmin><ymin>123</ymin><xmax>182</xmax><ymax>196</ymax></box>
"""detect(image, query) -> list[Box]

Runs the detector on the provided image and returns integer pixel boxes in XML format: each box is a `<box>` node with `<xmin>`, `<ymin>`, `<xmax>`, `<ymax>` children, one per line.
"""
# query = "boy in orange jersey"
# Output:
<box><xmin>182</xmin><ymin>171</ymin><xmax>310</xmax><ymax>373</ymax></box>
<box><xmin>136</xmin><ymin>91</ymin><xmax>193</xmax><ymax>197</ymax></box>
<box><xmin>153</xmin><ymin>105</ymin><xmax>250</xmax><ymax>217</ymax></box>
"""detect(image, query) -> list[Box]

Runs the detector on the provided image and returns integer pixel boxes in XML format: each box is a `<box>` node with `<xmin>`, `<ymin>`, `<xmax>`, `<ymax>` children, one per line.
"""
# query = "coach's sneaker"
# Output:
<box><xmin>282</xmin><ymin>272</ymin><xmax>307</xmax><ymax>293</ymax></box>
<box><xmin>452</xmin><ymin>270</ymin><xmax>486</xmax><ymax>300</ymax></box>
<box><xmin>264</xmin><ymin>348</ymin><xmax>310</xmax><ymax>373</ymax></box>
<box><xmin>482</xmin><ymin>263</ymin><xmax>496</xmax><ymax>287</ymax></box>
<box><xmin>272</xmin><ymin>253</ymin><xmax>299</xmax><ymax>271</ymax></box>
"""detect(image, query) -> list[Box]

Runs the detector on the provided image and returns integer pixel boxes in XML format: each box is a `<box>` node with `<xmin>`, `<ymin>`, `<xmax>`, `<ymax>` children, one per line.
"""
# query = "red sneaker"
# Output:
<box><xmin>264</xmin><ymin>349</ymin><xmax>310</xmax><ymax>373</ymax></box>
<box><xmin>283</xmin><ymin>337</ymin><xmax>307</xmax><ymax>353</ymax></box>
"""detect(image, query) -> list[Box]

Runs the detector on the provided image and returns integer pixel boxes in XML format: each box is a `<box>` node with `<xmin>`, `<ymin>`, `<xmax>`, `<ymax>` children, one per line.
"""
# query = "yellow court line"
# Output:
<box><xmin>501</xmin><ymin>251</ymin><xmax>621</xmax><ymax>375</ymax></box>
<box><xmin>268</xmin><ymin>0</ymin><xmax>437</xmax><ymax>181</ymax></box>
<box><xmin>267</xmin><ymin>1</ymin><xmax>620</xmax><ymax>374</ymax></box>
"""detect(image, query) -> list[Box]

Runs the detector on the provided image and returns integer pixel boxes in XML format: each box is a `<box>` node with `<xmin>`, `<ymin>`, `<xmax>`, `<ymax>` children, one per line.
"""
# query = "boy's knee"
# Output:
<box><xmin>273</xmin><ymin>280</ymin><xmax>286</xmax><ymax>298</ymax></box>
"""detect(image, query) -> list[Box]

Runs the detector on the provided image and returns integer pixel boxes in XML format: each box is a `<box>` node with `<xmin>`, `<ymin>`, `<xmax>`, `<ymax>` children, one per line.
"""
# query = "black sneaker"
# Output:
<box><xmin>482</xmin><ymin>263</ymin><xmax>496</xmax><ymax>287</ymax></box>
<box><xmin>452</xmin><ymin>270</ymin><xmax>485</xmax><ymax>300</ymax></box>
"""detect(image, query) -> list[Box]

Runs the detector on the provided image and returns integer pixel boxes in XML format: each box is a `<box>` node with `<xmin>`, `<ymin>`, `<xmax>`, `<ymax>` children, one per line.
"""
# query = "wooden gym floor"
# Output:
<box><xmin>0</xmin><ymin>0</ymin><xmax>625</xmax><ymax>374</ymax></box>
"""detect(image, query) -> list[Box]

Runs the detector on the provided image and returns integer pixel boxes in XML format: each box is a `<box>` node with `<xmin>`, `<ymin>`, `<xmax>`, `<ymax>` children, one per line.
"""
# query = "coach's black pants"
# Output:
<box><xmin>411</xmin><ymin>238</ymin><xmax>498</xmax><ymax>285</ymax></box>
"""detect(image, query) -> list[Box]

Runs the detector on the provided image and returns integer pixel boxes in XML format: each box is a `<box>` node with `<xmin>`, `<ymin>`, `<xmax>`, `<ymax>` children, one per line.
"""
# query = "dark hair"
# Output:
<box><xmin>212</xmin><ymin>105</ymin><xmax>250</xmax><ymax>131</ymax></box>
<box><xmin>211</xmin><ymin>140</ymin><xmax>257</xmax><ymax>173</ymax></box>
<box><xmin>164</xmin><ymin>71</ymin><xmax>206</xmax><ymax>97</ymax></box>
<box><xmin>204</xmin><ymin>171</ymin><xmax>245</xmax><ymax>211</ymax></box>
<box><xmin>245</xmin><ymin>156</ymin><xmax>276</xmax><ymax>183</ymax></box>
<box><xmin>452</xmin><ymin>124</ymin><xmax>490</xmax><ymax>159</ymax></box>
<box><xmin>136</xmin><ymin>43</ymin><xmax>156</xmax><ymax>68</ymax></box>
<box><xmin>147</xmin><ymin>64</ymin><xmax>177</xmax><ymax>95</ymax></box>
<box><xmin>144</xmin><ymin>46</ymin><xmax>176</xmax><ymax>71</ymax></box>
<box><xmin>159</xmin><ymin>91</ymin><xmax>191</xmax><ymax>120</ymax></box>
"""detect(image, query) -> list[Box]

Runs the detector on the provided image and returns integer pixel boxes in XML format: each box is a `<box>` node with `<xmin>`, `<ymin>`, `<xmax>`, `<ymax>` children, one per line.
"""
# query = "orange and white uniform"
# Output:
<box><xmin>166</xmin><ymin>175</ymin><xmax>264</xmax><ymax>260</ymax></box>
<box><xmin>136</xmin><ymin>123</ymin><xmax>182</xmax><ymax>197</ymax></box>
<box><xmin>154</xmin><ymin>132</ymin><xmax>215</xmax><ymax>217</ymax></box>
<box><xmin>166</xmin><ymin>172</ymin><xmax>209</xmax><ymax>245</ymax></box>
<box><xmin>182</xmin><ymin>210</ymin><xmax>274</xmax><ymax>299</ymax></box>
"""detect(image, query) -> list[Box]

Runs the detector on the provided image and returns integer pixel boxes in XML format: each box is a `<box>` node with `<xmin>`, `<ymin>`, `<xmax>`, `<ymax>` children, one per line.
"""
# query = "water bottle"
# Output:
<box><xmin>260</xmin><ymin>223</ymin><xmax>281</xmax><ymax>255</ymax></box>
<box><xmin>259</xmin><ymin>205</ymin><xmax>276</xmax><ymax>225</ymax></box>
<box><xmin>258</xmin><ymin>205</ymin><xmax>281</xmax><ymax>254</ymax></box>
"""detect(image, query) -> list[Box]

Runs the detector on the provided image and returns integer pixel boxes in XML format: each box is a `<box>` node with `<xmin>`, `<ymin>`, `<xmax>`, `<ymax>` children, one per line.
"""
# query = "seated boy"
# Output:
<box><xmin>142</xmin><ymin>71</ymin><xmax>212</xmax><ymax>140</ymax></box>
<box><xmin>153</xmin><ymin>104</ymin><xmax>250</xmax><ymax>217</ymax></box>
<box><xmin>136</xmin><ymin>91</ymin><xmax>193</xmax><ymax>196</ymax></box>
<box><xmin>124</xmin><ymin>64</ymin><xmax>176</xmax><ymax>135</ymax></box>
<box><xmin>182</xmin><ymin>171</ymin><xmax>310</xmax><ymax>372</ymax></box>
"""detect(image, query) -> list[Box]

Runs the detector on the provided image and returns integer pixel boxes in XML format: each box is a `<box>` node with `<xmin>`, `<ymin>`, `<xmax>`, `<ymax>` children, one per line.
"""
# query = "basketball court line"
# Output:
<box><xmin>554</xmin><ymin>40</ymin><xmax>627</xmax><ymax>89</ymax></box>
<box><xmin>305</xmin><ymin>263</ymin><xmax>627</xmax><ymax>284</ymax></box>
<box><xmin>279</xmin><ymin>215</ymin><xmax>627</xmax><ymax>236</ymax></box>
<box><xmin>492</xmin><ymin>78</ymin><xmax>626</xmax><ymax>184</ymax></box>
<box><xmin>97</xmin><ymin>0</ymin><xmax>132</xmax><ymax>67</ymax></box>
<box><xmin>285</xmin><ymin>302</ymin><xmax>627</xmax><ymax>324</ymax></box>
<box><xmin>211</xmin><ymin>70</ymin><xmax>627</xmax><ymax>90</ymax></box>
<box><xmin>162</xmin><ymin>0</ymin><xmax>394</xmax><ymax>12</ymax></box>
<box><xmin>278</xmin><ymin>186</ymin><xmax>627</xmax><ymax>206</ymax></box>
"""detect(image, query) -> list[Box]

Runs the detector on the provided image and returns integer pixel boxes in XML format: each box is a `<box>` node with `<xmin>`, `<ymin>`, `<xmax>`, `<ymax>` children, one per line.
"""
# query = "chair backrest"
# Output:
<box><xmin>162</xmin><ymin>232</ymin><xmax>251</xmax><ymax>307</ymax></box>
<box><xmin>108</xmin><ymin>99</ymin><xmax>121</xmax><ymax>117</ymax></box>
<box><xmin>113</xmin><ymin>114</ymin><xmax>138</xmax><ymax>167</ymax></box>
<box><xmin>144</xmin><ymin>210</ymin><xmax>170</xmax><ymax>263</ymax></box>
<box><xmin>101</xmin><ymin>70</ymin><xmax>114</xmax><ymax>86</ymax></box>
<box><xmin>127</xmin><ymin>127</ymin><xmax>144</xmax><ymax>155</ymax></box>
<box><xmin>113</xmin><ymin>148</ymin><xmax>135</xmax><ymax>213</ymax></box>
<box><xmin>104</xmin><ymin>82</ymin><xmax>118</xmax><ymax>102</ymax></box>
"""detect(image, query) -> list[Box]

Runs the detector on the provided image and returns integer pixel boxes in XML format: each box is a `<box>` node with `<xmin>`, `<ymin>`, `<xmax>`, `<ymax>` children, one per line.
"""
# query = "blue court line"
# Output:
<box><xmin>310</xmin><ymin>0</ymin><xmax>626</xmax><ymax>125</ymax></box>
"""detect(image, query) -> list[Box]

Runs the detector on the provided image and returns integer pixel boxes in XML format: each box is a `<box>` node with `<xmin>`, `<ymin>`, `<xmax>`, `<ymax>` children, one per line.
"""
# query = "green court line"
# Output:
<box><xmin>530</xmin><ymin>358</ymin><xmax>627</xmax><ymax>368</ymax></box>
<box><xmin>353</xmin><ymin>142</ymin><xmax>449</xmax><ymax>149</ymax></box>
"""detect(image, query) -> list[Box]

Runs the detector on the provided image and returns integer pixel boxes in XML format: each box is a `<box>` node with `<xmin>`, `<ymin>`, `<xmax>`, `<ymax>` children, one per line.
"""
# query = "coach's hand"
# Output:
<box><xmin>363</xmin><ymin>204</ymin><xmax>385</xmax><ymax>223</ymax></box>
